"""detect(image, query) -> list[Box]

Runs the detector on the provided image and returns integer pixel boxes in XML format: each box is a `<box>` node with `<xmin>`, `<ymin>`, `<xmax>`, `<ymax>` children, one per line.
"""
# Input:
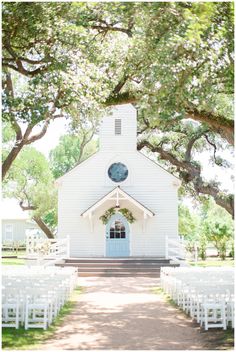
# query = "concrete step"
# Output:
<box><xmin>65</xmin><ymin>258</ymin><xmax>169</xmax><ymax>264</ymax></box>
<box><xmin>72</xmin><ymin>267</ymin><xmax>162</xmax><ymax>272</ymax></box>
<box><xmin>66</xmin><ymin>257</ymin><xmax>169</xmax><ymax>262</ymax></box>
<box><xmin>63</xmin><ymin>262</ymin><xmax>171</xmax><ymax>268</ymax></box>
<box><xmin>56</xmin><ymin>263</ymin><xmax>178</xmax><ymax>277</ymax></box>
<box><xmin>58</xmin><ymin>264</ymin><xmax>175</xmax><ymax>270</ymax></box>
<box><xmin>75</xmin><ymin>272</ymin><xmax>162</xmax><ymax>277</ymax></box>
<box><xmin>56</xmin><ymin>257</ymin><xmax>179</xmax><ymax>277</ymax></box>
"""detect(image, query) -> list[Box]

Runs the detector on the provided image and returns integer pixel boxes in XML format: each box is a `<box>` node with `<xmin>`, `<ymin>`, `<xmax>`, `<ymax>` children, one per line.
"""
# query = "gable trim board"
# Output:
<box><xmin>81</xmin><ymin>186</ymin><xmax>155</xmax><ymax>218</ymax></box>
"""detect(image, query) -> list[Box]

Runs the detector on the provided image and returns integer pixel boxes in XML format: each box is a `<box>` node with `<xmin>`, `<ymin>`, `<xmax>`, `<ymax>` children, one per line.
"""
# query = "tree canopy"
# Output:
<box><xmin>4</xmin><ymin>147</ymin><xmax>57</xmax><ymax>238</ymax></box>
<box><xmin>179</xmin><ymin>199</ymin><xmax>234</xmax><ymax>260</ymax></box>
<box><xmin>2</xmin><ymin>2</ymin><xmax>234</xmax><ymax>215</ymax></box>
<box><xmin>49</xmin><ymin>134</ymin><xmax>98</xmax><ymax>179</ymax></box>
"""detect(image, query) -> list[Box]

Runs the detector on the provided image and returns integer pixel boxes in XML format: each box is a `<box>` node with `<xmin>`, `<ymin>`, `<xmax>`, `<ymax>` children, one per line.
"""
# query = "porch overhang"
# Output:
<box><xmin>81</xmin><ymin>186</ymin><xmax>155</xmax><ymax>218</ymax></box>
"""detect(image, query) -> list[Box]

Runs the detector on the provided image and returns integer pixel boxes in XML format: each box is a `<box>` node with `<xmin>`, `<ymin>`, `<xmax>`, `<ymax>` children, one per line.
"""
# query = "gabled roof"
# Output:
<box><xmin>81</xmin><ymin>186</ymin><xmax>155</xmax><ymax>218</ymax></box>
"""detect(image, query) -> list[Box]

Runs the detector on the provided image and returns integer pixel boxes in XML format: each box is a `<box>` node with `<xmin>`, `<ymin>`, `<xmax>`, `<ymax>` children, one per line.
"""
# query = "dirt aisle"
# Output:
<box><xmin>40</xmin><ymin>277</ymin><xmax>223</xmax><ymax>350</ymax></box>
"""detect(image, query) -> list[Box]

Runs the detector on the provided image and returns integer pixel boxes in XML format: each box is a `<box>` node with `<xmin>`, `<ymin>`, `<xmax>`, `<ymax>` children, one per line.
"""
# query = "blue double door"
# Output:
<box><xmin>106</xmin><ymin>213</ymin><xmax>130</xmax><ymax>257</ymax></box>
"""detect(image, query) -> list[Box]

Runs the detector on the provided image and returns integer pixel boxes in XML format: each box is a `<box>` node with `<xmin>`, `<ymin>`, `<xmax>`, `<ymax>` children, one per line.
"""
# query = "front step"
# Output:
<box><xmin>65</xmin><ymin>259</ymin><xmax>170</xmax><ymax>266</ymax></box>
<box><xmin>74</xmin><ymin>272</ymin><xmax>161</xmax><ymax>277</ymax></box>
<box><xmin>65</xmin><ymin>258</ymin><xmax>170</xmax><ymax>263</ymax></box>
<box><xmin>56</xmin><ymin>258</ymin><xmax>179</xmax><ymax>277</ymax></box>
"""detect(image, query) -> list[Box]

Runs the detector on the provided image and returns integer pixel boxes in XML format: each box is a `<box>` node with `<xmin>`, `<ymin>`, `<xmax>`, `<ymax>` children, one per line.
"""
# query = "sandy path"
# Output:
<box><xmin>39</xmin><ymin>277</ymin><xmax>222</xmax><ymax>350</ymax></box>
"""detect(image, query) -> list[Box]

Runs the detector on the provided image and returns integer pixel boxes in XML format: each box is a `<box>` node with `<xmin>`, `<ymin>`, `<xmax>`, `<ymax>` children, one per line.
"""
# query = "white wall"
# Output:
<box><xmin>57</xmin><ymin>150</ymin><xmax>179</xmax><ymax>257</ymax></box>
<box><xmin>99</xmin><ymin>104</ymin><xmax>137</xmax><ymax>152</ymax></box>
<box><xmin>2</xmin><ymin>219</ymin><xmax>43</xmax><ymax>243</ymax></box>
<box><xmin>57</xmin><ymin>104</ymin><xmax>179</xmax><ymax>257</ymax></box>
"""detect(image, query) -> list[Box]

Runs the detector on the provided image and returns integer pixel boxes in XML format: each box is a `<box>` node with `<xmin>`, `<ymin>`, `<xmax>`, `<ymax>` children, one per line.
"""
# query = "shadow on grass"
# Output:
<box><xmin>152</xmin><ymin>286</ymin><xmax>191</xmax><ymax>322</ymax></box>
<box><xmin>2</xmin><ymin>287</ymin><xmax>82</xmax><ymax>350</ymax></box>
<box><xmin>152</xmin><ymin>287</ymin><xmax>182</xmax><ymax>310</ymax></box>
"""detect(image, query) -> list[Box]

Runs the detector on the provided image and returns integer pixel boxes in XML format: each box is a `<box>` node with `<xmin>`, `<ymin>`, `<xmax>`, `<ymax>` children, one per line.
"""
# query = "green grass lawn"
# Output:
<box><xmin>2</xmin><ymin>287</ymin><xmax>82</xmax><ymax>350</ymax></box>
<box><xmin>188</xmin><ymin>258</ymin><xmax>234</xmax><ymax>267</ymax></box>
<box><xmin>1</xmin><ymin>258</ymin><xmax>26</xmax><ymax>265</ymax></box>
<box><xmin>2</xmin><ymin>250</ymin><xmax>26</xmax><ymax>256</ymax></box>
<box><xmin>2</xmin><ymin>250</ymin><xmax>26</xmax><ymax>265</ymax></box>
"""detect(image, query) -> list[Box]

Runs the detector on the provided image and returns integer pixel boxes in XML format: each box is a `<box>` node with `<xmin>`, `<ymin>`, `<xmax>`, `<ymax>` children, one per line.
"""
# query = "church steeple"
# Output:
<box><xmin>99</xmin><ymin>104</ymin><xmax>137</xmax><ymax>152</ymax></box>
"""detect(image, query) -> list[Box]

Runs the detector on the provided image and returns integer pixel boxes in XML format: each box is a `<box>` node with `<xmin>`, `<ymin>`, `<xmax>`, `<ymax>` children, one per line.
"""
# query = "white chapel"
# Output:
<box><xmin>57</xmin><ymin>104</ymin><xmax>181</xmax><ymax>258</ymax></box>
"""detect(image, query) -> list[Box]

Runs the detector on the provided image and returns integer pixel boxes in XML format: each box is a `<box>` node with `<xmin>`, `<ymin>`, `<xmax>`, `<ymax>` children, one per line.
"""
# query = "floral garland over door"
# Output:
<box><xmin>100</xmin><ymin>207</ymin><xmax>136</xmax><ymax>224</ymax></box>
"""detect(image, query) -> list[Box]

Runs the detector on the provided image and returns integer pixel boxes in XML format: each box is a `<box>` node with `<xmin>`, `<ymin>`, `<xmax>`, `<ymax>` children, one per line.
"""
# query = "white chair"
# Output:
<box><xmin>226</xmin><ymin>297</ymin><xmax>234</xmax><ymax>328</ymax></box>
<box><xmin>24</xmin><ymin>288</ymin><xmax>53</xmax><ymax>330</ymax></box>
<box><xmin>2</xmin><ymin>288</ymin><xmax>20</xmax><ymax>329</ymax></box>
<box><xmin>200</xmin><ymin>295</ymin><xmax>227</xmax><ymax>331</ymax></box>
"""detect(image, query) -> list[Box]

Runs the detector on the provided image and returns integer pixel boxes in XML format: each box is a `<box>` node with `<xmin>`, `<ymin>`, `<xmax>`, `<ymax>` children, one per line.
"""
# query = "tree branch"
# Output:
<box><xmin>112</xmin><ymin>74</ymin><xmax>130</xmax><ymax>95</ymax></box>
<box><xmin>25</xmin><ymin>119</ymin><xmax>51</xmax><ymax>145</ymax></box>
<box><xmin>91</xmin><ymin>25</ymin><xmax>132</xmax><ymax>37</ymax></box>
<box><xmin>203</xmin><ymin>134</ymin><xmax>217</xmax><ymax>163</ymax></box>
<box><xmin>77</xmin><ymin>129</ymin><xmax>95</xmax><ymax>163</ymax></box>
<box><xmin>19</xmin><ymin>201</ymin><xmax>55</xmax><ymax>239</ymax></box>
<box><xmin>186</xmin><ymin>108</ymin><xmax>234</xmax><ymax>145</ymax></box>
<box><xmin>3</xmin><ymin>56</ymin><xmax>52</xmax><ymax>65</ymax></box>
<box><xmin>3</xmin><ymin>61</ymin><xmax>49</xmax><ymax>77</ymax></box>
<box><xmin>19</xmin><ymin>201</ymin><xmax>36</xmax><ymax>211</ymax></box>
<box><xmin>32</xmin><ymin>216</ymin><xmax>55</xmax><ymax>239</ymax></box>
<box><xmin>105</xmin><ymin>91</ymin><xmax>137</xmax><ymax>106</ymax></box>
<box><xmin>185</xmin><ymin>130</ymin><xmax>209</xmax><ymax>162</ymax></box>
<box><xmin>4</xmin><ymin>72</ymin><xmax>23</xmax><ymax>141</ymax></box>
<box><xmin>105</xmin><ymin>91</ymin><xmax>234</xmax><ymax>145</ymax></box>
<box><xmin>3</xmin><ymin>37</ymin><xmax>51</xmax><ymax>77</ymax></box>
<box><xmin>137</xmin><ymin>139</ymin><xmax>234</xmax><ymax>217</ymax></box>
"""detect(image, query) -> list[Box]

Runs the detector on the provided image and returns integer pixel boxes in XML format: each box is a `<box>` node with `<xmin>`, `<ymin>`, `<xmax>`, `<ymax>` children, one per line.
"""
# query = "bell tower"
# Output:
<box><xmin>99</xmin><ymin>104</ymin><xmax>137</xmax><ymax>152</ymax></box>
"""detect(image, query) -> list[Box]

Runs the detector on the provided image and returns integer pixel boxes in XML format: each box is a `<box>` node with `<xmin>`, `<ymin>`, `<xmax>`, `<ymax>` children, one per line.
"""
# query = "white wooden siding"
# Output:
<box><xmin>2</xmin><ymin>220</ymin><xmax>44</xmax><ymax>243</ymax></box>
<box><xmin>57</xmin><ymin>104</ymin><xmax>179</xmax><ymax>257</ymax></box>
<box><xmin>99</xmin><ymin>105</ymin><xmax>137</xmax><ymax>152</ymax></box>
<box><xmin>58</xmin><ymin>150</ymin><xmax>179</xmax><ymax>257</ymax></box>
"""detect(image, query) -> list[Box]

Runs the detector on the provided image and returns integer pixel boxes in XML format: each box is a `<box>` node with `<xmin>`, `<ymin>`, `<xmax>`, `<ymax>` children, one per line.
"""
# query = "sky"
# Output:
<box><xmin>32</xmin><ymin>117</ymin><xmax>70</xmax><ymax>157</ymax></box>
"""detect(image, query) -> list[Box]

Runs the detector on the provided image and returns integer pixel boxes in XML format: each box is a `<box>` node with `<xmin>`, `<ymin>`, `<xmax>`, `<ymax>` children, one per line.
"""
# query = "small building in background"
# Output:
<box><xmin>1</xmin><ymin>199</ymin><xmax>44</xmax><ymax>245</ymax></box>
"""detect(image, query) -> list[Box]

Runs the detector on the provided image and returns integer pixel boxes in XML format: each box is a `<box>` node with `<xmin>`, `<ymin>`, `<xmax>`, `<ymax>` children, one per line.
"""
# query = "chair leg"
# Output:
<box><xmin>16</xmin><ymin>303</ymin><xmax>19</xmax><ymax>329</ymax></box>
<box><xmin>204</xmin><ymin>307</ymin><xmax>208</xmax><ymax>331</ymax></box>
<box><xmin>25</xmin><ymin>304</ymin><xmax>29</xmax><ymax>330</ymax></box>
<box><xmin>222</xmin><ymin>305</ymin><xmax>227</xmax><ymax>330</ymax></box>
<box><xmin>43</xmin><ymin>307</ymin><xmax>48</xmax><ymax>330</ymax></box>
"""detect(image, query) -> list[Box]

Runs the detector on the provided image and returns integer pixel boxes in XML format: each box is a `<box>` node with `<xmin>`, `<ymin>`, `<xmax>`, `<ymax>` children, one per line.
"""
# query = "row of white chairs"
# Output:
<box><xmin>160</xmin><ymin>267</ymin><xmax>234</xmax><ymax>330</ymax></box>
<box><xmin>2</xmin><ymin>266</ymin><xmax>78</xmax><ymax>330</ymax></box>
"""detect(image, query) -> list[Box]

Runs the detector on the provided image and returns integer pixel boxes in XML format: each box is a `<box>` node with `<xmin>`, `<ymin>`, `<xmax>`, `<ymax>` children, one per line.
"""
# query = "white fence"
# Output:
<box><xmin>26</xmin><ymin>234</ymin><xmax>70</xmax><ymax>266</ymax></box>
<box><xmin>165</xmin><ymin>236</ymin><xmax>186</xmax><ymax>264</ymax></box>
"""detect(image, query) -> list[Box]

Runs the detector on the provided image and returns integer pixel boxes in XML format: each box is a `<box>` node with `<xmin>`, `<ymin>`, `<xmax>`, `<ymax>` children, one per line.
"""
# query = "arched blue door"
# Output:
<box><xmin>106</xmin><ymin>213</ymin><xmax>130</xmax><ymax>257</ymax></box>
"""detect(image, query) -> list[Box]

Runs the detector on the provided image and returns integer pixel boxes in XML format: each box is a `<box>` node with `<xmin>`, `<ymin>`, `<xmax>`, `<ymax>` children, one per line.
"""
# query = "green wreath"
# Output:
<box><xmin>99</xmin><ymin>207</ymin><xmax>136</xmax><ymax>224</ymax></box>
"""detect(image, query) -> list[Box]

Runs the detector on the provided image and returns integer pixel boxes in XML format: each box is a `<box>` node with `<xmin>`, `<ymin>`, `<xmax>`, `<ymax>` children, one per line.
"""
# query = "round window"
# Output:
<box><xmin>108</xmin><ymin>162</ymin><xmax>128</xmax><ymax>182</ymax></box>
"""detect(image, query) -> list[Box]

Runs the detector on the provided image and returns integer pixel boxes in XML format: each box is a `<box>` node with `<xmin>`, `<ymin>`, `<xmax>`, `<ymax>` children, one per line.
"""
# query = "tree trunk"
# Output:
<box><xmin>32</xmin><ymin>216</ymin><xmax>55</xmax><ymax>239</ymax></box>
<box><xmin>2</xmin><ymin>143</ymin><xmax>24</xmax><ymax>180</ymax></box>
